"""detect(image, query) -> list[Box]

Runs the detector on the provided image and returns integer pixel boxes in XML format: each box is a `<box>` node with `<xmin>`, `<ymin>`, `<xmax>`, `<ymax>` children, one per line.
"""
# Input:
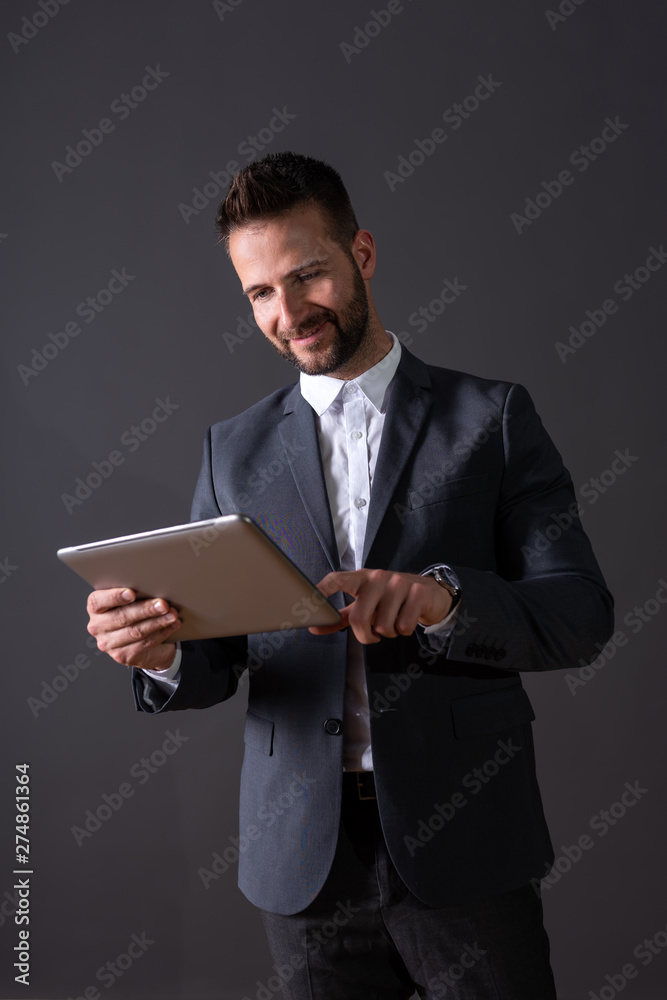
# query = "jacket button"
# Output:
<box><xmin>324</xmin><ymin>718</ymin><xmax>342</xmax><ymax>736</ymax></box>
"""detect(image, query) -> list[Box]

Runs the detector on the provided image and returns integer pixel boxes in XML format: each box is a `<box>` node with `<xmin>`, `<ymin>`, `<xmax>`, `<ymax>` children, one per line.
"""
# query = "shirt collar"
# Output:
<box><xmin>299</xmin><ymin>331</ymin><xmax>402</xmax><ymax>416</ymax></box>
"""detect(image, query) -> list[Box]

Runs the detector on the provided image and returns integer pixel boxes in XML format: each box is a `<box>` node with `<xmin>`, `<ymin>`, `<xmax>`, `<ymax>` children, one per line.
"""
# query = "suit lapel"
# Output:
<box><xmin>362</xmin><ymin>349</ymin><xmax>432</xmax><ymax>566</ymax></box>
<box><xmin>278</xmin><ymin>386</ymin><xmax>340</xmax><ymax>574</ymax></box>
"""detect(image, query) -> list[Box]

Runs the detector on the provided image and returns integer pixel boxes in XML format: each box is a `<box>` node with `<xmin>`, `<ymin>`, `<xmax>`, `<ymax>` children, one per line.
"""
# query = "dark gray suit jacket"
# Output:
<box><xmin>133</xmin><ymin>346</ymin><xmax>614</xmax><ymax>914</ymax></box>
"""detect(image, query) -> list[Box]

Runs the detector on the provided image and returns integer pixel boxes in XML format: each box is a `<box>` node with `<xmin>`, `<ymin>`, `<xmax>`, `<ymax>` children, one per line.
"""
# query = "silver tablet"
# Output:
<box><xmin>57</xmin><ymin>514</ymin><xmax>341</xmax><ymax>640</ymax></box>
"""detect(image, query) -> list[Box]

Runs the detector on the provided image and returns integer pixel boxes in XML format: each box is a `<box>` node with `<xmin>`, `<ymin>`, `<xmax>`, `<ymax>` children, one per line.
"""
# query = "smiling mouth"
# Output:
<box><xmin>288</xmin><ymin>321</ymin><xmax>328</xmax><ymax>345</ymax></box>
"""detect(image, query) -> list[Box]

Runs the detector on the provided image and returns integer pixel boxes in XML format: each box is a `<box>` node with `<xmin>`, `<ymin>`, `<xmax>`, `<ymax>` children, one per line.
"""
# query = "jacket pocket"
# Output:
<box><xmin>243</xmin><ymin>710</ymin><xmax>275</xmax><ymax>755</ymax></box>
<box><xmin>451</xmin><ymin>686</ymin><xmax>535</xmax><ymax>739</ymax></box>
<box><xmin>409</xmin><ymin>473</ymin><xmax>488</xmax><ymax>510</ymax></box>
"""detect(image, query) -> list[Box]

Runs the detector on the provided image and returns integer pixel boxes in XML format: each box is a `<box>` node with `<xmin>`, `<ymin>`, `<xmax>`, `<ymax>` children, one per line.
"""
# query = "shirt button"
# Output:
<box><xmin>324</xmin><ymin>718</ymin><xmax>342</xmax><ymax>735</ymax></box>
<box><xmin>344</xmin><ymin>383</ymin><xmax>358</xmax><ymax>394</ymax></box>
<box><xmin>351</xmin><ymin>430</ymin><xmax>362</xmax><ymax>441</ymax></box>
<box><xmin>354</xmin><ymin>497</ymin><xmax>367</xmax><ymax>509</ymax></box>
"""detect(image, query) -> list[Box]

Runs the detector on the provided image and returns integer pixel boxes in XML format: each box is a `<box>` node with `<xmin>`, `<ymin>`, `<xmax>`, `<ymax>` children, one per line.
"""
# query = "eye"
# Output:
<box><xmin>298</xmin><ymin>271</ymin><xmax>318</xmax><ymax>282</ymax></box>
<box><xmin>252</xmin><ymin>288</ymin><xmax>271</xmax><ymax>302</ymax></box>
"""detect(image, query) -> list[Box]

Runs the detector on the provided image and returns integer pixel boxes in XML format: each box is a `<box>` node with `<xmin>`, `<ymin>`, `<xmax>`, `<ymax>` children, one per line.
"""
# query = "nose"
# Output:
<box><xmin>277</xmin><ymin>286</ymin><xmax>308</xmax><ymax>332</ymax></box>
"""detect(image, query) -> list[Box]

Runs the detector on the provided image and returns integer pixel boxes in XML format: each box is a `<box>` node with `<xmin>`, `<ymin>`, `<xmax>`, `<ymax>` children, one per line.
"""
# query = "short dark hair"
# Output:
<box><xmin>215</xmin><ymin>151</ymin><xmax>359</xmax><ymax>253</ymax></box>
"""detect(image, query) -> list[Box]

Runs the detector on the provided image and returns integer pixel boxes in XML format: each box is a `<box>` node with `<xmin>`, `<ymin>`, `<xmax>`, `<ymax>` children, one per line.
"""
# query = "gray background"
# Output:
<box><xmin>2</xmin><ymin>0</ymin><xmax>666</xmax><ymax>997</ymax></box>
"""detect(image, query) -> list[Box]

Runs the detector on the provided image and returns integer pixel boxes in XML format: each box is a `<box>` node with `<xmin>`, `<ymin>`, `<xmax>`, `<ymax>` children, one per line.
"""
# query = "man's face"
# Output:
<box><xmin>229</xmin><ymin>205</ymin><xmax>371</xmax><ymax>376</ymax></box>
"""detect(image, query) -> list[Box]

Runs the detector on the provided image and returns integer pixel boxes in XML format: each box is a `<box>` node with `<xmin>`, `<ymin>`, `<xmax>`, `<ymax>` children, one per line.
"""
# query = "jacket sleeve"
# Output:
<box><xmin>132</xmin><ymin>426</ymin><xmax>249</xmax><ymax>713</ymax></box>
<box><xmin>419</xmin><ymin>382</ymin><xmax>615</xmax><ymax>671</ymax></box>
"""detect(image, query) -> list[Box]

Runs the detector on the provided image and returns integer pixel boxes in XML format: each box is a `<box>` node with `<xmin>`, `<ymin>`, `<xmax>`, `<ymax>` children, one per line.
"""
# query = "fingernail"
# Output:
<box><xmin>153</xmin><ymin>599</ymin><xmax>167</xmax><ymax>612</ymax></box>
<box><xmin>164</xmin><ymin>611</ymin><xmax>176</xmax><ymax>622</ymax></box>
<box><xmin>121</xmin><ymin>589</ymin><xmax>133</xmax><ymax>602</ymax></box>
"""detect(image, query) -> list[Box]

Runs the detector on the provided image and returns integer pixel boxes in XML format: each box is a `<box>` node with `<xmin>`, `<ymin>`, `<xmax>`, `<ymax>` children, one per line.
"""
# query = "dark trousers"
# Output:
<box><xmin>260</xmin><ymin>779</ymin><xmax>557</xmax><ymax>999</ymax></box>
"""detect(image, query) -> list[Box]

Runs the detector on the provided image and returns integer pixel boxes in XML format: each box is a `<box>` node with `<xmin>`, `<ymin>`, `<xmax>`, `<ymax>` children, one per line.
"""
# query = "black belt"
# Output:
<box><xmin>343</xmin><ymin>770</ymin><xmax>376</xmax><ymax>801</ymax></box>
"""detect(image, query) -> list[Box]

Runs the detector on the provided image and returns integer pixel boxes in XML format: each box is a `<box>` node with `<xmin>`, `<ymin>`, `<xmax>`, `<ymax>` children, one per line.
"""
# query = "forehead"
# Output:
<box><xmin>229</xmin><ymin>205</ymin><xmax>340</xmax><ymax>281</ymax></box>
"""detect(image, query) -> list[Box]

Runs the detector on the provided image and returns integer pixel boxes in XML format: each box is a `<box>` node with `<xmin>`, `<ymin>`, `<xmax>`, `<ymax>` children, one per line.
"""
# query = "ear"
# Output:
<box><xmin>350</xmin><ymin>229</ymin><xmax>377</xmax><ymax>280</ymax></box>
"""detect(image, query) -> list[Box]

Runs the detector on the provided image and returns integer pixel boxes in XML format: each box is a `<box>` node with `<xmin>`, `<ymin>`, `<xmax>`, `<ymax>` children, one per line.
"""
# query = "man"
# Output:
<box><xmin>87</xmin><ymin>152</ymin><xmax>614</xmax><ymax>998</ymax></box>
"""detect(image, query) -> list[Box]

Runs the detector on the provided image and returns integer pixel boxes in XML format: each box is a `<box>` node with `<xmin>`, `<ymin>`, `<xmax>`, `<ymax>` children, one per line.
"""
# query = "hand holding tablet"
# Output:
<box><xmin>85</xmin><ymin>588</ymin><xmax>183</xmax><ymax>672</ymax></box>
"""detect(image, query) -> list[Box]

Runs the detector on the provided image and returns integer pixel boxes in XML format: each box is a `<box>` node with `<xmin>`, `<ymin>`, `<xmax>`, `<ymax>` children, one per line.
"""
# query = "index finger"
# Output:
<box><xmin>316</xmin><ymin>571</ymin><xmax>360</xmax><ymax>599</ymax></box>
<box><xmin>86</xmin><ymin>587</ymin><xmax>136</xmax><ymax>615</ymax></box>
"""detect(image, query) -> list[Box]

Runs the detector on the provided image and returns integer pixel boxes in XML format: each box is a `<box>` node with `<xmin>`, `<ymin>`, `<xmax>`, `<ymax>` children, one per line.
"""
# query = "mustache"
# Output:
<box><xmin>281</xmin><ymin>311</ymin><xmax>335</xmax><ymax>341</ymax></box>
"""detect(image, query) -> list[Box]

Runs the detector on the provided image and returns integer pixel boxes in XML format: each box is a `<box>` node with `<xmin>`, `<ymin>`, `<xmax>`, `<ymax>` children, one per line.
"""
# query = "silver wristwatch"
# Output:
<box><xmin>421</xmin><ymin>565</ymin><xmax>462</xmax><ymax>611</ymax></box>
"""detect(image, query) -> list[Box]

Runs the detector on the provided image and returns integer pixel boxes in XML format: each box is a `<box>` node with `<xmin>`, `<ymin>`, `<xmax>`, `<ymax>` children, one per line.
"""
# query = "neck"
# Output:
<box><xmin>330</xmin><ymin>313</ymin><xmax>392</xmax><ymax>380</ymax></box>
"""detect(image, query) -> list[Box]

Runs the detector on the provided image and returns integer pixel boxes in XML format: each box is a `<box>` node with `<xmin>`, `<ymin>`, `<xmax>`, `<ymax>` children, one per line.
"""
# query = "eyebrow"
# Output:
<box><xmin>242</xmin><ymin>257</ymin><xmax>330</xmax><ymax>297</ymax></box>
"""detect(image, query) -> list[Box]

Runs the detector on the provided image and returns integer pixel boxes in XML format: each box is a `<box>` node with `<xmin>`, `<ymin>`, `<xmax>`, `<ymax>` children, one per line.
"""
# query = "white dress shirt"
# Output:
<box><xmin>143</xmin><ymin>333</ymin><xmax>458</xmax><ymax>770</ymax></box>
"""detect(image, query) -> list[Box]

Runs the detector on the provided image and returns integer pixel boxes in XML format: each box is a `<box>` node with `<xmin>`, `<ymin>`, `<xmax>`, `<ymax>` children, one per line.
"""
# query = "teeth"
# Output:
<box><xmin>289</xmin><ymin>321</ymin><xmax>326</xmax><ymax>342</ymax></box>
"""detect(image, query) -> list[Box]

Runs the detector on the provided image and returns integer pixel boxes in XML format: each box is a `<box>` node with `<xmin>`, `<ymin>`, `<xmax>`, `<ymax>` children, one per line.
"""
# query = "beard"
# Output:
<box><xmin>269</xmin><ymin>261</ymin><xmax>371</xmax><ymax>376</ymax></box>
